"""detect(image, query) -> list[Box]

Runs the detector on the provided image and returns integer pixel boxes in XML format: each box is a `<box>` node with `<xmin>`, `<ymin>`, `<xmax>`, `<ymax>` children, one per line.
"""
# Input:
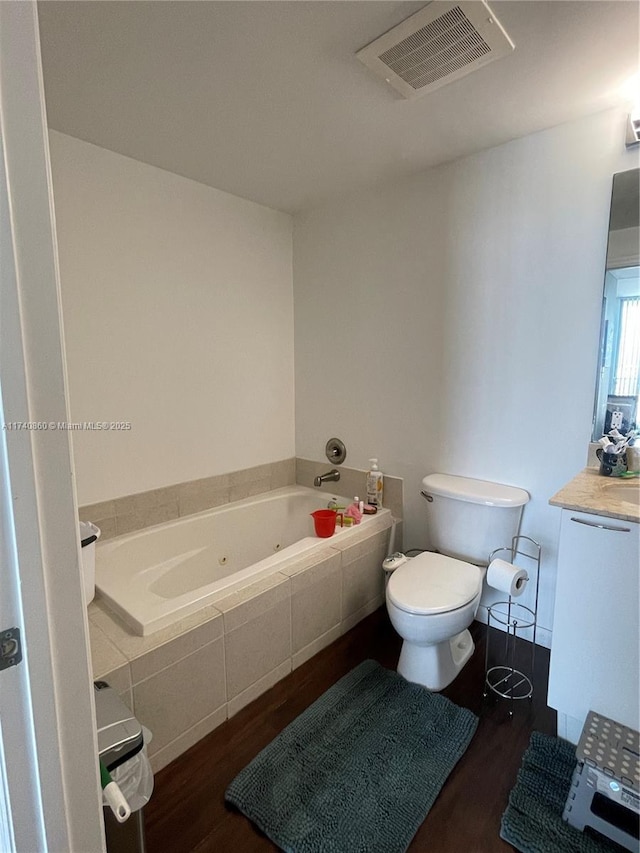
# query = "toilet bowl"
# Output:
<box><xmin>386</xmin><ymin>552</ymin><xmax>483</xmax><ymax>691</ymax></box>
<box><xmin>385</xmin><ymin>472</ymin><xmax>529</xmax><ymax>691</ymax></box>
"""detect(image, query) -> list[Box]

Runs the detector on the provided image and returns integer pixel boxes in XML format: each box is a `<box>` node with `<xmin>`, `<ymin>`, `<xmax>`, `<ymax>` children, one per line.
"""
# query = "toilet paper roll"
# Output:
<box><xmin>486</xmin><ymin>559</ymin><xmax>528</xmax><ymax>597</ymax></box>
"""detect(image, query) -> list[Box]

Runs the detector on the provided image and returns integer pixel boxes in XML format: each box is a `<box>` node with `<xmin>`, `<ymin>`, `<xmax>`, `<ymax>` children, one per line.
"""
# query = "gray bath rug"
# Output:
<box><xmin>501</xmin><ymin>731</ymin><xmax>626</xmax><ymax>852</ymax></box>
<box><xmin>225</xmin><ymin>658</ymin><xmax>478</xmax><ymax>853</ymax></box>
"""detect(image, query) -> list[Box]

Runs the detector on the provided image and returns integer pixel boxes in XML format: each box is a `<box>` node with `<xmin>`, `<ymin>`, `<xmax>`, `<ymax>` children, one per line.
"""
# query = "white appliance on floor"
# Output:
<box><xmin>384</xmin><ymin>473</ymin><xmax>529</xmax><ymax>691</ymax></box>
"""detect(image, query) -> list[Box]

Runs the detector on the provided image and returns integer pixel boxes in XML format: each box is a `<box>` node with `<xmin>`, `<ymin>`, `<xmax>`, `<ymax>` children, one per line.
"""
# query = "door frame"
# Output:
<box><xmin>0</xmin><ymin>3</ymin><xmax>104</xmax><ymax>850</ymax></box>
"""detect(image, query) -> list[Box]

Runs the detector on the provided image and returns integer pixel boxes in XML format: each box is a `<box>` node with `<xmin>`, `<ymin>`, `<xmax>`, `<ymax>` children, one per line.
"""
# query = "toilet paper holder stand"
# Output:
<box><xmin>483</xmin><ymin>535</ymin><xmax>542</xmax><ymax>716</ymax></box>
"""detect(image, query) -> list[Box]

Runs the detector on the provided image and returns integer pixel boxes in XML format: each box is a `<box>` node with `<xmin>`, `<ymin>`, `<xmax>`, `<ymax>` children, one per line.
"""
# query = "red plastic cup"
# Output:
<box><xmin>310</xmin><ymin>509</ymin><xmax>343</xmax><ymax>538</ymax></box>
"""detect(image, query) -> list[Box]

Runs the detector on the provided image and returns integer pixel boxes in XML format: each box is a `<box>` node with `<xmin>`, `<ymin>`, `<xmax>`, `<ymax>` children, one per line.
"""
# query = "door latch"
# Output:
<box><xmin>0</xmin><ymin>628</ymin><xmax>22</xmax><ymax>671</ymax></box>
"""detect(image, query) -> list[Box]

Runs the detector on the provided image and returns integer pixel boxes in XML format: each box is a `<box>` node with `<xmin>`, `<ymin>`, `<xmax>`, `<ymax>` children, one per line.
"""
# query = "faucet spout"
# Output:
<box><xmin>313</xmin><ymin>469</ymin><xmax>340</xmax><ymax>487</ymax></box>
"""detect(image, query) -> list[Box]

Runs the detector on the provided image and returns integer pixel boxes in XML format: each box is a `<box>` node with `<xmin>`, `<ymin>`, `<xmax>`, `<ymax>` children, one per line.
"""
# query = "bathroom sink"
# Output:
<box><xmin>606</xmin><ymin>483</ymin><xmax>640</xmax><ymax>505</ymax></box>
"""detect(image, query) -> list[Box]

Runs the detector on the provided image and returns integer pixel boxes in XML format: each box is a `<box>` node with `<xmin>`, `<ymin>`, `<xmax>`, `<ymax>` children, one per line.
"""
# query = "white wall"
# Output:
<box><xmin>49</xmin><ymin>132</ymin><xmax>294</xmax><ymax>506</ymax></box>
<box><xmin>293</xmin><ymin>108</ymin><xmax>638</xmax><ymax>642</ymax></box>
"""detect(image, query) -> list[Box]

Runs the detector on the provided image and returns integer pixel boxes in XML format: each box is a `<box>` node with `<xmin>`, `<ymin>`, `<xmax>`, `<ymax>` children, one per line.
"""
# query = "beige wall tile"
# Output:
<box><xmin>342</xmin><ymin>539</ymin><xmax>387</xmax><ymax>620</ymax></box>
<box><xmin>225</xmin><ymin>598</ymin><xmax>291</xmax><ymax>700</ymax></box>
<box><xmin>278</xmin><ymin>548</ymin><xmax>339</xmax><ymax>581</ymax></box>
<box><xmin>119</xmin><ymin>687</ymin><xmax>135</xmax><ymax>712</ymax></box>
<box><xmin>115</xmin><ymin>501</ymin><xmax>180</xmax><ymax>536</ymax></box>
<box><xmin>92</xmin><ymin>517</ymin><xmax>118</xmax><ymax>541</ymax></box>
<box><xmin>81</xmin><ymin>461</ymin><xmax>299</xmax><ymax>538</ymax></box>
<box><xmin>228</xmin><ymin>462</ymin><xmax>273</xmax><ymax>502</ymax></box>
<box><xmin>149</xmin><ymin>705</ymin><xmax>228</xmax><ymax>773</ymax></box>
<box><xmin>230</xmin><ymin>462</ymin><xmax>272</xmax><ymax>486</ymax></box>
<box><xmin>390</xmin><ymin>519</ymin><xmax>404</xmax><ymax>553</ymax></box>
<box><xmin>270</xmin><ymin>458</ymin><xmax>296</xmax><ymax>489</ymax></box>
<box><xmin>214</xmin><ymin>573</ymin><xmax>290</xmax><ymax>633</ymax></box>
<box><xmin>295</xmin><ymin>458</ymin><xmax>403</xmax><ymax>519</ymax></box>
<box><xmin>79</xmin><ymin>500</ymin><xmax>115</xmax><ymax>522</ymax></box>
<box><xmin>383</xmin><ymin>475</ymin><xmax>404</xmax><ymax>520</ymax></box>
<box><xmin>327</xmin><ymin>518</ymin><xmax>391</xmax><ymax>554</ymax></box>
<box><xmin>227</xmin><ymin>660</ymin><xmax>292</xmax><ymax>718</ymax></box>
<box><xmin>335</xmin><ymin>526</ymin><xmax>391</xmax><ymax>563</ymax></box>
<box><xmin>177</xmin><ymin>475</ymin><xmax>230</xmax><ymax>517</ymax></box>
<box><xmin>229</xmin><ymin>476</ymin><xmax>271</xmax><ymax>503</ymax></box>
<box><xmin>134</xmin><ymin>638</ymin><xmax>226</xmax><ymax>756</ymax></box>
<box><xmin>295</xmin><ymin>458</ymin><xmax>365</xmax><ymax>501</ymax></box>
<box><xmin>89</xmin><ymin>621</ymin><xmax>128</xmax><ymax>680</ymax></box>
<box><xmin>291</xmin><ymin>561</ymin><xmax>341</xmax><ymax>654</ymax></box>
<box><xmin>290</xmin><ymin>553</ymin><xmax>341</xmax><ymax>593</ymax></box>
<box><xmin>332</xmin><ymin>468</ymin><xmax>368</xmax><ymax>503</ymax></box>
<box><xmin>270</xmin><ymin>545</ymin><xmax>335</xmax><ymax>578</ymax></box>
<box><xmin>116</xmin><ymin>485</ymin><xmax>179</xmax><ymax>515</ymax></box>
<box><xmin>90</xmin><ymin>599</ymin><xmax>223</xmax><ymax>664</ymax></box>
<box><xmin>294</xmin><ymin>458</ymin><xmax>318</xmax><ymax>486</ymax></box>
<box><xmin>129</xmin><ymin>613</ymin><xmax>225</xmax><ymax>684</ymax></box>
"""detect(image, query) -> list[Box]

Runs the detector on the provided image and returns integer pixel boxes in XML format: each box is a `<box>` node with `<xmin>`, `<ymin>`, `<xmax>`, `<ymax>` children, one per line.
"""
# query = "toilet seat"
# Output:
<box><xmin>387</xmin><ymin>552</ymin><xmax>481</xmax><ymax>616</ymax></box>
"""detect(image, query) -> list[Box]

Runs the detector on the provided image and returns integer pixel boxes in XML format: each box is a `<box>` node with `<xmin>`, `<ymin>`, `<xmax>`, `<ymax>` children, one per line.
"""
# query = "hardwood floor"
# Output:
<box><xmin>144</xmin><ymin>608</ymin><xmax>556</xmax><ymax>852</ymax></box>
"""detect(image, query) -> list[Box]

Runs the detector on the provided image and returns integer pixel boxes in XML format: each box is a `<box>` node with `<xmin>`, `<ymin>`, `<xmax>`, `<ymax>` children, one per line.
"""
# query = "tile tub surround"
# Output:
<box><xmin>89</xmin><ymin>513</ymin><xmax>392</xmax><ymax>772</ymax></box>
<box><xmin>79</xmin><ymin>457</ymin><xmax>403</xmax><ymax>541</ymax></box>
<box><xmin>295</xmin><ymin>458</ymin><xmax>404</xmax><ymax>522</ymax></box>
<box><xmin>79</xmin><ymin>458</ymin><xmax>296</xmax><ymax>540</ymax></box>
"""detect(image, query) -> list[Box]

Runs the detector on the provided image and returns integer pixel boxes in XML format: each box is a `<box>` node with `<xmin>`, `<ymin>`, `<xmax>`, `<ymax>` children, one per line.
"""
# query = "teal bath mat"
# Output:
<box><xmin>501</xmin><ymin>732</ymin><xmax>625</xmax><ymax>852</ymax></box>
<box><xmin>225</xmin><ymin>659</ymin><xmax>478</xmax><ymax>853</ymax></box>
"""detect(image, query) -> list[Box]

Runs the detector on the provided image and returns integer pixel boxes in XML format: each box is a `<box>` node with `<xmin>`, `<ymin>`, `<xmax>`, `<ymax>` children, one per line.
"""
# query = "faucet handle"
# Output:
<box><xmin>325</xmin><ymin>438</ymin><xmax>347</xmax><ymax>465</ymax></box>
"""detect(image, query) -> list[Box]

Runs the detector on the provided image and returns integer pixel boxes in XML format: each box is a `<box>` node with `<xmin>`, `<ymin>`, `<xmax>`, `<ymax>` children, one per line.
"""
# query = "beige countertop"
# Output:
<box><xmin>549</xmin><ymin>468</ymin><xmax>640</xmax><ymax>524</ymax></box>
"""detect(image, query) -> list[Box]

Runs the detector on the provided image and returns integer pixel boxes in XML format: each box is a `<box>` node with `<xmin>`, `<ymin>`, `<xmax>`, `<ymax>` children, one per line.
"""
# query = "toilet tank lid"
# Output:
<box><xmin>422</xmin><ymin>474</ymin><xmax>529</xmax><ymax>507</ymax></box>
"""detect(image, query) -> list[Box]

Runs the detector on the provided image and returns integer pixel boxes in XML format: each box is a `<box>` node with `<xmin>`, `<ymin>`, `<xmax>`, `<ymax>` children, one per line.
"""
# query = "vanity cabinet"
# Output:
<box><xmin>548</xmin><ymin>508</ymin><xmax>639</xmax><ymax>743</ymax></box>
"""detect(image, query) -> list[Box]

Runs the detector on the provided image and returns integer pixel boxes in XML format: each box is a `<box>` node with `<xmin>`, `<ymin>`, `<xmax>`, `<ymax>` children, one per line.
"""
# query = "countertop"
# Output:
<box><xmin>549</xmin><ymin>468</ymin><xmax>640</xmax><ymax>524</ymax></box>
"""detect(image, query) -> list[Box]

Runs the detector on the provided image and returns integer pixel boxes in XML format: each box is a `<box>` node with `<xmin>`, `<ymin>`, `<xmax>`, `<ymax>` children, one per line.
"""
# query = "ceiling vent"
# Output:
<box><xmin>356</xmin><ymin>1</ymin><xmax>515</xmax><ymax>99</ymax></box>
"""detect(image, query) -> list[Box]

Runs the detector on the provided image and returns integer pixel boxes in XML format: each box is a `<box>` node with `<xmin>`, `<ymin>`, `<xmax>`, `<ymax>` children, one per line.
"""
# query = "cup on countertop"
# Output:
<box><xmin>596</xmin><ymin>447</ymin><xmax>627</xmax><ymax>477</ymax></box>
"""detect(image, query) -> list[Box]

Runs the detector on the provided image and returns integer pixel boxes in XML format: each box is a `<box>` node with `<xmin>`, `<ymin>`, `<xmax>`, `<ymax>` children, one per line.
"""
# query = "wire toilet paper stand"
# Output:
<box><xmin>483</xmin><ymin>535</ymin><xmax>541</xmax><ymax>716</ymax></box>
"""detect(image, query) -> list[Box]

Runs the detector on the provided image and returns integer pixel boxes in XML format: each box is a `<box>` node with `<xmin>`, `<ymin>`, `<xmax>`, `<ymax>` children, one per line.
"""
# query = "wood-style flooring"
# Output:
<box><xmin>144</xmin><ymin>608</ymin><xmax>556</xmax><ymax>852</ymax></box>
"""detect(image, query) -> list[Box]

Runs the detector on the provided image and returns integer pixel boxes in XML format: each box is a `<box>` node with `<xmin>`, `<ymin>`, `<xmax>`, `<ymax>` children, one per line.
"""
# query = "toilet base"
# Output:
<box><xmin>397</xmin><ymin>629</ymin><xmax>475</xmax><ymax>691</ymax></box>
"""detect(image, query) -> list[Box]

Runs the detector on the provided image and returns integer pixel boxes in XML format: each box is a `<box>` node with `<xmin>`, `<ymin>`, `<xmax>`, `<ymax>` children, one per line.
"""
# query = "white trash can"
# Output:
<box><xmin>95</xmin><ymin>681</ymin><xmax>153</xmax><ymax>853</ymax></box>
<box><xmin>79</xmin><ymin>521</ymin><xmax>100</xmax><ymax>605</ymax></box>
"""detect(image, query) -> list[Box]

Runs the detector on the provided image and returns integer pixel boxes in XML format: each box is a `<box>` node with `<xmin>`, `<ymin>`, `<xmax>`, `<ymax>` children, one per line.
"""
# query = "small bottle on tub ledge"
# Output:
<box><xmin>366</xmin><ymin>458</ymin><xmax>384</xmax><ymax>508</ymax></box>
<box><xmin>345</xmin><ymin>497</ymin><xmax>363</xmax><ymax>525</ymax></box>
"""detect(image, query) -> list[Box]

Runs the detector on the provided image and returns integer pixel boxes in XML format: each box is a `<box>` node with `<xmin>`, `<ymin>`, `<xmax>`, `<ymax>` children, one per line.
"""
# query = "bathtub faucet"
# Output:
<box><xmin>314</xmin><ymin>469</ymin><xmax>340</xmax><ymax>487</ymax></box>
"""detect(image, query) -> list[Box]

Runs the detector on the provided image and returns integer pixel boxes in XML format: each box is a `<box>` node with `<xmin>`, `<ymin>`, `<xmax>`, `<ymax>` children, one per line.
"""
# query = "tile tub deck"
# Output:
<box><xmin>89</xmin><ymin>513</ymin><xmax>397</xmax><ymax>771</ymax></box>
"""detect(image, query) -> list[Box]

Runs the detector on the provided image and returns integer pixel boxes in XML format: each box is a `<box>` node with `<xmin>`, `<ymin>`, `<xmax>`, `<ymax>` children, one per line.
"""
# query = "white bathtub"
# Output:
<box><xmin>95</xmin><ymin>485</ymin><xmax>392</xmax><ymax>636</ymax></box>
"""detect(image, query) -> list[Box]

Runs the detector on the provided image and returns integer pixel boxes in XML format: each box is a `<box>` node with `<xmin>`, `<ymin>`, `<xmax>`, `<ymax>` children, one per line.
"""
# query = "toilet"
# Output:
<box><xmin>385</xmin><ymin>473</ymin><xmax>529</xmax><ymax>691</ymax></box>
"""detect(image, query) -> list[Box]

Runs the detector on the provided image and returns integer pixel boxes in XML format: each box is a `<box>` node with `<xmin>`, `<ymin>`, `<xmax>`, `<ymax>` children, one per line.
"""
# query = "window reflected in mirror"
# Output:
<box><xmin>592</xmin><ymin>168</ymin><xmax>640</xmax><ymax>440</ymax></box>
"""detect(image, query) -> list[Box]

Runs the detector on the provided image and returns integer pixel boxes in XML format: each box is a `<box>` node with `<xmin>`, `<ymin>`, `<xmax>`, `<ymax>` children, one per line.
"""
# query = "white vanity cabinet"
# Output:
<box><xmin>548</xmin><ymin>508</ymin><xmax>639</xmax><ymax>743</ymax></box>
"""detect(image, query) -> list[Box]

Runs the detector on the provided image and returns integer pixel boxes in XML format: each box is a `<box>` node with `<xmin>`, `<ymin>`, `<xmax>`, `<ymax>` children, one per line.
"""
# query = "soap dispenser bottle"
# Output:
<box><xmin>366</xmin><ymin>458</ymin><xmax>384</xmax><ymax>508</ymax></box>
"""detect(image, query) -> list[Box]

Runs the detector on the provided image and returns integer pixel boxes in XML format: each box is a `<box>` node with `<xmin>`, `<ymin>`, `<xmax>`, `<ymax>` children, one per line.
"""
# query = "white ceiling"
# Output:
<box><xmin>38</xmin><ymin>1</ymin><xmax>640</xmax><ymax>213</ymax></box>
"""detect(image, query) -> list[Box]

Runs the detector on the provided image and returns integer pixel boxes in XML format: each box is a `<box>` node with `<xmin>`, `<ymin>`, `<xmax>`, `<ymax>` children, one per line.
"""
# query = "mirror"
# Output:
<box><xmin>592</xmin><ymin>168</ymin><xmax>640</xmax><ymax>440</ymax></box>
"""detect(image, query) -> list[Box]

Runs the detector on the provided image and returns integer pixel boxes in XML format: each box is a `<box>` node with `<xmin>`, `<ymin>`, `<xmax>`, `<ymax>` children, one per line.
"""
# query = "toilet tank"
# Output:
<box><xmin>421</xmin><ymin>473</ymin><xmax>529</xmax><ymax>566</ymax></box>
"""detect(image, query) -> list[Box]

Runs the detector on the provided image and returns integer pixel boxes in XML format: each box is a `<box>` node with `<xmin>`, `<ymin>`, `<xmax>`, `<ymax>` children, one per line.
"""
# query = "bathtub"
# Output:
<box><xmin>95</xmin><ymin>485</ymin><xmax>392</xmax><ymax>636</ymax></box>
